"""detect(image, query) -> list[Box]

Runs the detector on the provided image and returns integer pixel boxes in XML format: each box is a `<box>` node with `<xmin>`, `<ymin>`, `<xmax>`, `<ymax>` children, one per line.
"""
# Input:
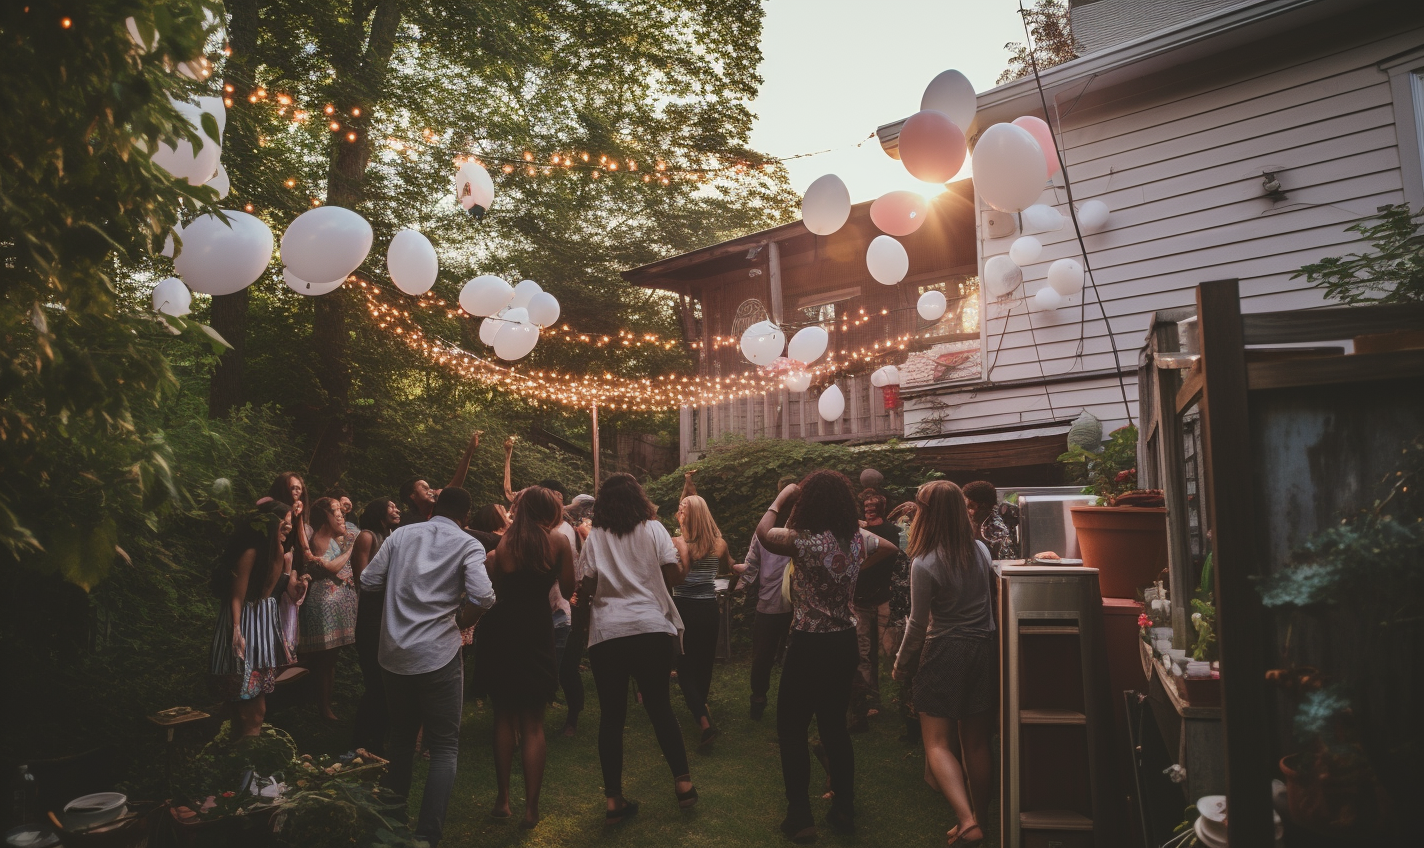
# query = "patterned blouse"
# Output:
<box><xmin>978</xmin><ymin>511</ymin><xmax>1019</xmax><ymax>560</ymax></box>
<box><xmin>787</xmin><ymin>529</ymin><xmax>879</xmax><ymax>633</ymax></box>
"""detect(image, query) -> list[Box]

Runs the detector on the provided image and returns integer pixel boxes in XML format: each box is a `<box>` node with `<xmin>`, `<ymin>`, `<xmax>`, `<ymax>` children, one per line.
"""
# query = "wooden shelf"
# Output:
<box><xmin>1155</xmin><ymin>657</ymin><xmax>1222</xmax><ymax>720</ymax></box>
<box><xmin>1020</xmin><ymin>709</ymin><xmax>1087</xmax><ymax>725</ymax></box>
<box><xmin>1020</xmin><ymin>810</ymin><xmax>1094</xmax><ymax>831</ymax></box>
<box><xmin>1021</xmin><ymin>625</ymin><xmax>1079</xmax><ymax>635</ymax></box>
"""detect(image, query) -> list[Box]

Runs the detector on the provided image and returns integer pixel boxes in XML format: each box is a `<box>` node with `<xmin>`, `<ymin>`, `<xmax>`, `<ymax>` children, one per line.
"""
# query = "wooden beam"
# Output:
<box><xmin>1246</xmin><ymin>349</ymin><xmax>1424</xmax><ymax>391</ymax></box>
<box><xmin>1195</xmin><ymin>279</ymin><xmax>1273</xmax><ymax>847</ymax></box>
<box><xmin>914</xmin><ymin>432</ymin><xmax>1068</xmax><ymax>472</ymax></box>
<box><xmin>1152</xmin><ymin>322</ymin><xmax>1194</xmax><ymax>645</ymax></box>
<box><xmin>1241</xmin><ymin>302</ymin><xmax>1424</xmax><ymax>345</ymax></box>
<box><xmin>768</xmin><ymin>240</ymin><xmax>784</xmax><ymax>325</ymax></box>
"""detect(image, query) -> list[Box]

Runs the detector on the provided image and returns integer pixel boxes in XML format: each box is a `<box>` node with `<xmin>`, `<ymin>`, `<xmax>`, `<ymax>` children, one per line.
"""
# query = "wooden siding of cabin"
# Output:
<box><xmin>904</xmin><ymin>9</ymin><xmax>1423</xmax><ymax>444</ymax></box>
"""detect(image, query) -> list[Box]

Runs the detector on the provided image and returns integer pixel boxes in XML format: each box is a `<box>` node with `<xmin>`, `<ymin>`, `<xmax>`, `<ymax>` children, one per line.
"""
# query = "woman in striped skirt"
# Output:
<box><xmin>671</xmin><ymin>494</ymin><xmax>732</xmax><ymax>747</ymax></box>
<box><xmin>210</xmin><ymin>500</ymin><xmax>301</xmax><ymax>737</ymax></box>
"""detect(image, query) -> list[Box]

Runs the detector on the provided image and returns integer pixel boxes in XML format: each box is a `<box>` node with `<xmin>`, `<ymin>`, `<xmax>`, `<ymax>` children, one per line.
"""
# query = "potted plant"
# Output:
<box><xmin>1058</xmin><ymin>425</ymin><xmax>1167</xmax><ymax>598</ymax></box>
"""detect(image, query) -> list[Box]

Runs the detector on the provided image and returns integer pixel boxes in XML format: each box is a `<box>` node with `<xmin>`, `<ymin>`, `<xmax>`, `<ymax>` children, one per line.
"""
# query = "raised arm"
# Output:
<box><xmin>502</xmin><ymin>435</ymin><xmax>517</xmax><ymax>504</ymax></box>
<box><xmin>446</xmin><ymin>430</ymin><xmax>482</xmax><ymax>491</ymax></box>
<box><xmin>681</xmin><ymin>468</ymin><xmax>698</xmax><ymax>499</ymax></box>
<box><xmin>755</xmin><ymin>484</ymin><xmax>801</xmax><ymax>557</ymax></box>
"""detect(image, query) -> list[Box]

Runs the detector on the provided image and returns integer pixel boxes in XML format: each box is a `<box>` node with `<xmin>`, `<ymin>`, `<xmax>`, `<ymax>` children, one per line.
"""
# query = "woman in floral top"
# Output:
<box><xmin>756</xmin><ymin>471</ymin><xmax>899</xmax><ymax>842</ymax></box>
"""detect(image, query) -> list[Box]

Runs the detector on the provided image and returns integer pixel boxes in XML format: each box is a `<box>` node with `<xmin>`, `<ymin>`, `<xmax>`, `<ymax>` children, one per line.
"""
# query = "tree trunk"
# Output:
<box><xmin>207</xmin><ymin>0</ymin><xmax>262</xmax><ymax>417</ymax></box>
<box><xmin>306</xmin><ymin>0</ymin><xmax>405</xmax><ymax>483</ymax></box>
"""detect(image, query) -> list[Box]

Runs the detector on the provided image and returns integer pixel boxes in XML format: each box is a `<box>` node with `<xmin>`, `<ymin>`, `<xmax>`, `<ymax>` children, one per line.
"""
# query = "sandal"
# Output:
<box><xmin>947</xmin><ymin>823</ymin><xmax>984</xmax><ymax>846</ymax></box>
<box><xmin>676</xmin><ymin>784</ymin><xmax>699</xmax><ymax>808</ymax></box>
<box><xmin>605</xmin><ymin>798</ymin><xmax>639</xmax><ymax>825</ymax></box>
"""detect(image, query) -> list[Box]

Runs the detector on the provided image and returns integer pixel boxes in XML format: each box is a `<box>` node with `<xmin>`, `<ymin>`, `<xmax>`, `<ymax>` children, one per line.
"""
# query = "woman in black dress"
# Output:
<box><xmin>474</xmin><ymin>486</ymin><xmax>576</xmax><ymax>829</ymax></box>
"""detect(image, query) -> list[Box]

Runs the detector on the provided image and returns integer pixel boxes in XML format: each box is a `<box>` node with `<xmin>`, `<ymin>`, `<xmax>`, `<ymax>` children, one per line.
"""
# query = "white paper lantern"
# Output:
<box><xmin>801</xmin><ymin>174</ymin><xmax>851</xmax><ymax>236</ymax></box>
<box><xmin>510</xmin><ymin>279</ymin><xmax>542</xmax><ymax>309</ymax></box>
<box><xmin>205</xmin><ymin>164</ymin><xmax>230</xmax><ymax>199</ymax></box>
<box><xmin>884</xmin><ymin>365</ymin><xmax>901</xmax><ymax>385</ymax></box>
<box><xmin>455</xmin><ymin>160</ymin><xmax>495</xmax><ymax>216</ymax></box>
<box><xmin>494</xmin><ymin>321</ymin><xmax>540</xmax><ymax>360</ymax></box>
<box><xmin>817</xmin><ymin>384</ymin><xmax>845</xmax><ymax>422</ymax></box>
<box><xmin>788</xmin><ymin>326</ymin><xmax>829</xmax><ymax>365</ymax></box>
<box><xmin>971</xmin><ymin>123</ymin><xmax>1048</xmax><ymax>213</ymax></box>
<box><xmin>917</xmin><ymin>290</ymin><xmax>947</xmax><ymax>321</ymax></box>
<box><xmin>280</xmin><ymin>206</ymin><xmax>373</xmax><ymax>285</ymax></box>
<box><xmin>151</xmin><ymin>98</ymin><xmax>223</xmax><ymax>185</ymax></box>
<box><xmin>527</xmin><ymin>291</ymin><xmax>561</xmax><ymax>327</ymax></box>
<box><xmin>783</xmin><ymin>371</ymin><xmax>812</xmax><ymax>393</ymax></box>
<box><xmin>870</xmin><ymin>367</ymin><xmax>888</xmax><ymax>388</ymax></box>
<box><xmin>459</xmin><ymin>275</ymin><xmax>514</xmax><ymax>316</ymax></box>
<box><xmin>1009</xmin><ymin>236</ymin><xmax>1042</xmax><ymax>266</ymax></box>
<box><xmin>173</xmin><ymin>211</ymin><xmax>273</xmax><ymax>296</ymax></box>
<box><xmin>984</xmin><ymin>254</ymin><xmax>1023</xmax><ymax>298</ymax></box>
<box><xmin>739</xmin><ymin>320</ymin><xmax>785</xmax><ymax>367</ymax></box>
<box><xmin>151</xmin><ymin>277</ymin><xmax>191</xmax><ymax>316</ymax></box>
<box><xmin>478</xmin><ymin>313</ymin><xmax>504</xmax><ymax>346</ymax></box>
<box><xmin>1022</xmin><ymin>204</ymin><xmax>1065</xmax><ymax>234</ymax></box>
<box><xmin>1034</xmin><ymin>286</ymin><xmax>1064</xmax><ymax>311</ymax></box>
<box><xmin>1047</xmin><ymin>258</ymin><xmax>1085</xmax><ymax>296</ymax></box>
<box><xmin>1076</xmin><ymin>200</ymin><xmax>1110</xmax><ymax>234</ymax></box>
<box><xmin>921</xmin><ymin>69</ymin><xmax>977</xmax><ymax>132</ymax></box>
<box><xmin>866</xmin><ymin>235</ymin><xmax>909</xmax><ymax>285</ymax></box>
<box><xmin>283</xmin><ymin>268</ymin><xmax>346</xmax><ymax>296</ymax></box>
<box><xmin>387</xmin><ymin>229</ymin><xmax>438</xmax><ymax>295</ymax></box>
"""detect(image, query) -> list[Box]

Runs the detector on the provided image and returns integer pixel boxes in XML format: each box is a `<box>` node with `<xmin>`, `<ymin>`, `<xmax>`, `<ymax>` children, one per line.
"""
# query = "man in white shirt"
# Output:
<box><xmin>360</xmin><ymin>486</ymin><xmax>494</xmax><ymax>847</ymax></box>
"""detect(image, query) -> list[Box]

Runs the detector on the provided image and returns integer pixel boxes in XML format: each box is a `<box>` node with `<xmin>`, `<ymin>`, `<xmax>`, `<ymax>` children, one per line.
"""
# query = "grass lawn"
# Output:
<box><xmin>279</xmin><ymin>653</ymin><xmax>1000</xmax><ymax>847</ymax></box>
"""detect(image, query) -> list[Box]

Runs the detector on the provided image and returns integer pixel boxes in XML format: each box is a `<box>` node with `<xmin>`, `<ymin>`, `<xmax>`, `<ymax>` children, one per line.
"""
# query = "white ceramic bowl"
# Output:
<box><xmin>62</xmin><ymin>792</ymin><xmax>127</xmax><ymax>831</ymax></box>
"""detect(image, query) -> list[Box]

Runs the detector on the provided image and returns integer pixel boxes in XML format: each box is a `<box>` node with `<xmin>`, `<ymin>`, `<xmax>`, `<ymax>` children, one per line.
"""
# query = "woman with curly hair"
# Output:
<box><xmin>578</xmin><ymin>473</ymin><xmax>697</xmax><ymax>823</ymax></box>
<box><xmin>756</xmin><ymin>470</ymin><xmax>899</xmax><ymax>842</ymax></box>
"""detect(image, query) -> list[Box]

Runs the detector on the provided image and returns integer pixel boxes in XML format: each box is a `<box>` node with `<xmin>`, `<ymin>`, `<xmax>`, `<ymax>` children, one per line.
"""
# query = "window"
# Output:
<box><xmin>900</xmin><ymin>274</ymin><xmax>984</xmax><ymax>388</ymax></box>
<box><xmin>1384</xmin><ymin>50</ymin><xmax>1424</xmax><ymax>211</ymax></box>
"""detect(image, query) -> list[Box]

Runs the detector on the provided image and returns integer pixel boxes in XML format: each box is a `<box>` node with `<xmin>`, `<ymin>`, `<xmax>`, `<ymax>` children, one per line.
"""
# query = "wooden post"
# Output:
<box><xmin>1151</xmin><ymin>320</ymin><xmax>1194</xmax><ymax>645</ymax></box>
<box><xmin>768</xmin><ymin>240</ymin><xmax>784</xmax><ymax>325</ymax></box>
<box><xmin>590</xmin><ymin>403</ymin><xmax>600</xmax><ymax>493</ymax></box>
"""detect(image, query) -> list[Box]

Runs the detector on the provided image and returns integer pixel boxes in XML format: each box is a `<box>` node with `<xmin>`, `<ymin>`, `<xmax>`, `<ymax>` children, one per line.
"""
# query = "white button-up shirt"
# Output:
<box><xmin>360</xmin><ymin>515</ymin><xmax>494</xmax><ymax>676</ymax></box>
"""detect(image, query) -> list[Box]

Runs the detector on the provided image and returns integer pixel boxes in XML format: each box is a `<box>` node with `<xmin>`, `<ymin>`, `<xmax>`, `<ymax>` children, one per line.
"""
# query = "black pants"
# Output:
<box><xmin>778</xmin><ymin>628</ymin><xmax>858</xmax><ymax>821</ymax></box>
<box><xmin>750</xmin><ymin>610</ymin><xmax>793</xmax><ymax>700</ymax></box>
<box><xmin>352</xmin><ymin>603</ymin><xmax>387</xmax><ymax>756</ymax></box>
<box><xmin>673</xmin><ymin>596</ymin><xmax>718</xmax><ymax>722</ymax></box>
<box><xmin>556</xmin><ymin>606</ymin><xmax>587</xmax><ymax>726</ymax></box>
<box><xmin>589</xmin><ymin>632</ymin><xmax>690</xmax><ymax>798</ymax></box>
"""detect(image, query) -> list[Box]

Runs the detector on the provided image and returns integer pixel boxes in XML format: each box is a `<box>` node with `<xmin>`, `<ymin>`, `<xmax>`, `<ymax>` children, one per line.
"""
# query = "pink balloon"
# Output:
<box><xmin>869</xmin><ymin>191</ymin><xmax>930</xmax><ymax>237</ymax></box>
<box><xmin>898</xmin><ymin>109</ymin><xmax>967</xmax><ymax>183</ymax></box>
<box><xmin>1012</xmin><ymin>115</ymin><xmax>1060</xmax><ymax>176</ymax></box>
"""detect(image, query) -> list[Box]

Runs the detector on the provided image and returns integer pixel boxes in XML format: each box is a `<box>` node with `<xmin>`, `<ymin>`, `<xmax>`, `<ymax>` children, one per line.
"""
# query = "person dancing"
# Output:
<box><xmin>756</xmin><ymin>472</ymin><xmax>899</xmax><ymax>842</ymax></box>
<box><xmin>734</xmin><ymin>477</ymin><xmax>798</xmax><ymax>721</ymax></box>
<box><xmin>351</xmin><ymin>498</ymin><xmax>401</xmax><ymax>757</ymax></box>
<box><xmin>299</xmin><ymin>497</ymin><xmax>359</xmax><ymax>722</ymax></box>
<box><xmin>671</xmin><ymin>493</ymin><xmax>732</xmax><ymax>746</ymax></box>
<box><xmin>893</xmin><ymin>482</ymin><xmax>998</xmax><ymax>847</ymax></box>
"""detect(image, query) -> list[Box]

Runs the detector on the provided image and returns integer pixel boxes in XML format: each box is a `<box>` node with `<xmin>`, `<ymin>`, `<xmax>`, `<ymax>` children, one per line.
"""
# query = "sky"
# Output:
<box><xmin>748</xmin><ymin>0</ymin><xmax>1028</xmax><ymax>203</ymax></box>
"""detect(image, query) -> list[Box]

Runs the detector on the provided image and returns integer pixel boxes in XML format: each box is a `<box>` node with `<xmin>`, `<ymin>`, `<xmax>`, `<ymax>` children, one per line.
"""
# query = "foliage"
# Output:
<box><xmin>1190</xmin><ymin>552</ymin><xmax>1217</xmax><ymax>661</ymax></box>
<box><xmin>644</xmin><ymin>435</ymin><xmax>935</xmax><ymax>558</ymax></box>
<box><xmin>177</xmin><ymin>722</ymin><xmax>297</xmax><ymax>817</ymax></box>
<box><xmin>1057</xmin><ymin>425</ymin><xmax>1138</xmax><ymax>505</ymax></box>
<box><xmin>1293</xmin><ymin>204</ymin><xmax>1424</xmax><ymax>305</ymax></box>
<box><xmin>998</xmin><ymin>0</ymin><xmax>1078</xmax><ymax>86</ymax></box>
<box><xmin>275</xmin><ymin>781</ymin><xmax>423</xmax><ymax>848</ymax></box>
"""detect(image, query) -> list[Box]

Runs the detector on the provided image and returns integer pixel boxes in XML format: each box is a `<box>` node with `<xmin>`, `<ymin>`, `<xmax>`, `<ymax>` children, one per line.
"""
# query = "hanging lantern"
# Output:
<box><xmin>882</xmin><ymin>384</ymin><xmax>900</xmax><ymax>410</ymax></box>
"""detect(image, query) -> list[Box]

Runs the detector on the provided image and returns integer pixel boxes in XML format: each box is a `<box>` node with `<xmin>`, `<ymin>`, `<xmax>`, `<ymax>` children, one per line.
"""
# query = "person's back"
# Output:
<box><xmin>910</xmin><ymin>543</ymin><xmax>995</xmax><ymax>640</ymax></box>
<box><xmin>582</xmin><ymin>519</ymin><xmax>681</xmax><ymax>645</ymax></box>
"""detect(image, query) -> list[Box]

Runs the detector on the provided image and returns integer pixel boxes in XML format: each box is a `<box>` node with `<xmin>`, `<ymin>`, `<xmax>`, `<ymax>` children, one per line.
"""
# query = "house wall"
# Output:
<box><xmin>905</xmin><ymin>5</ymin><xmax>1424</xmax><ymax>448</ymax></box>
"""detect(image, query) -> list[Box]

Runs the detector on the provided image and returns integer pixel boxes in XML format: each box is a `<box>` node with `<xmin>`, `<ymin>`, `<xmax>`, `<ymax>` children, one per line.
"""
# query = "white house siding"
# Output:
<box><xmin>904</xmin><ymin>11</ymin><xmax>1423</xmax><ymax>444</ymax></box>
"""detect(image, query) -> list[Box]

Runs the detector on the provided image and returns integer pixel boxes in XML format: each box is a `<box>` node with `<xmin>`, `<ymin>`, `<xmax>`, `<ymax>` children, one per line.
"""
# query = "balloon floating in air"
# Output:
<box><xmin>869</xmin><ymin>191</ymin><xmax>930</xmax><ymax>237</ymax></box>
<box><xmin>455</xmin><ymin>160</ymin><xmax>494</xmax><ymax>220</ymax></box>
<box><xmin>788</xmin><ymin>325</ymin><xmax>829</xmax><ymax>365</ymax></box>
<box><xmin>281</xmin><ymin>206</ymin><xmax>372</xmax><ymax>285</ymax></box>
<box><xmin>897</xmin><ymin>110</ymin><xmax>967</xmax><ymax>184</ymax></box>
<box><xmin>983</xmin><ymin>254</ymin><xmax>1023</xmax><ymax>298</ymax></box>
<box><xmin>801</xmin><ymin>174</ymin><xmax>851</xmax><ymax>236</ymax></box>
<box><xmin>917</xmin><ymin>290</ymin><xmax>947</xmax><ymax>321</ymax></box>
<box><xmin>1022</xmin><ymin>204</ymin><xmax>1065</xmax><ymax>234</ymax></box>
<box><xmin>206</xmin><ymin>164</ymin><xmax>230</xmax><ymax>199</ymax></box>
<box><xmin>1012</xmin><ymin>116</ymin><xmax>1060</xmax><ymax>177</ymax></box>
<box><xmin>283</xmin><ymin>267</ymin><xmax>346</xmax><ymax>297</ymax></box>
<box><xmin>494</xmin><ymin>320</ymin><xmax>540</xmax><ymax>361</ymax></box>
<box><xmin>527</xmin><ymin>291</ymin><xmax>561</xmax><ymax>327</ymax></box>
<box><xmin>479</xmin><ymin>313</ymin><xmax>505</xmax><ymax>345</ymax></box>
<box><xmin>866</xmin><ymin>235</ymin><xmax>909</xmax><ymax>285</ymax></box>
<box><xmin>387</xmin><ymin>229</ymin><xmax>439</xmax><ymax>296</ymax></box>
<box><xmin>921</xmin><ymin>69</ymin><xmax>977</xmax><ymax>132</ymax></box>
<box><xmin>174</xmin><ymin>210</ymin><xmax>273</xmax><ymax>296</ymax></box>
<box><xmin>510</xmin><ymin>279</ymin><xmax>543</xmax><ymax>310</ymax></box>
<box><xmin>870</xmin><ymin>365</ymin><xmax>901</xmax><ymax>388</ymax></box>
<box><xmin>460</xmin><ymin>275</ymin><xmax>514</xmax><ymax>317</ymax></box>
<box><xmin>971</xmin><ymin>122</ymin><xmax>1048</xmax><ymax>213</ymax></box>
<box><xmin>1009</xmin><ymin>236</ymin><xmax>1042</xmax><ymax>266</ymax></box>
<box><xmin>783</xmin><ymin>371</ymin><xmax>812</xmax><ymax>393</ymax></box>
<box><xmin>817</xmin><ymin>384</ymin><xmax>845</xmax><ymax>422</ymax></box>
<box><xmin>151</xmin><ymin>277</ymin><xmax>192</xmax><ymax>317</ymax></box>
<box><xmin>1034</xmin><ymin>286</ymin><xmax>1064</xmax><ymax>311</ymax></box>
<box><xmin>740</xmin><ymin>320</ymin><xmax>785</xmax><ymax>367</ymax></box>
<box><xmin>151</xmin><ymin>97</ymin><xmax>223</xmax><ymax>186</ymax></box>
<box><xmin>1076</xmin><ymin>200</ymin><xmax>1110</xmax><ymax>234</ymax></box>
<box><xmin>1047</xmin><ymin>258</ymin><xmax>1084</xmax><ymax>296</ymax></box>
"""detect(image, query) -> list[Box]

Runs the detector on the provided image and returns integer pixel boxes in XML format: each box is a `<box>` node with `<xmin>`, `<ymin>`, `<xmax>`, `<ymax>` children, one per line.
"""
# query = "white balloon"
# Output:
<box><xmin>478</xmin><ymin>314</ymin><xmax>504</xmax><ymax>346</ymax></box>
<box><xmin>160</xmin><ymin>229</ymin><xmax>177</xmax><ymax>258</ymax></box>
<box><xmin>1009</xmin><ymin>236</ymin><xmax>1042</xmax><ymax>266</ymax></box>
<box><xmin>866</xmin><ymin>235</ymin><xmax>909</xmax><ymax>285</ymax></box>
<box><xmin>739</xmin><ymin>320</ymin><xmax>785</xmax><ymax>367</ymax></box>
<box><xmin>1035</xmin><ymin>286</ymin><xmax>1064</xmax><ymax>311</ymax></box>
<box><xmin>802</xmin><ymin>174</ymin><xmax>851</xmax><ymax>236</ymax></box>
<box><xmin>783</xmin><ymin>371</ymin><xmax>812</xmax><ymax>393</ymax></box>
<box><xmin>502</xmin><ymin>307</ymin><xmax>529</xmax><ymax>324</ymax></box>
<box><xmin>1047</xmin><ymin>258</ymin><xmax>1085</xmax><ymax>296</ymax></box>
<box><xmin>459</xmin><ymin>275</ymin><xmax>514</xmax><ymax>317</ymax></box>
<box><xmin>510</xmin><ymin>279</ymin><xmax>543</xmax><ymax>309</ymax></box>
<box><xmin>387</xmin><ymin>229</ymin><xmax>438</xmax><ymax>295</ymax></box>
<box><xmin>884</xmin><ymin>365</ymin><xmax>901</xmax><ymax>385</ymax></box>
<box><xmin>494</xmin><ymin>321</ymin><xmax>540</xmax><ymax>361</ymax></box>
<box><xmin>283</xmin><ymin>268</ymin><xmax>346</xmax><ymax>296</ymax></box>
<box><xmin>984</xmin><ymin>254</ymin><xmax>1023</xmax><ymax>298</ymax></box>
<box><xmin>126</xmin><ymin>17</ymin><xmax>158</xmax><ymax>53</ymax></box>
<box><xmin>1076</xmin><ymin>200</ymin><xmax>1110</xmax><ymax>234</ymax></box>
<box><xmin>281</xmin><ymin>206</ymin><xmax>373</xmax><ymax>285</ymax></box>
<box><xmin>788</xmin><ymin>326</ymin><xmax>829</xmax><ymax>365</ymax></box>
<box><xmin>151</xmin><ymin>98</ymin><xmax>222</xmax><ymax>185</ymax></box>
<box><xmin>817</xmin><ymin>384</ymin><xmax>845</xmax><ymax>422</ymax></box>
<box><xmin>455</xmin><ymin>161</ymin><xmax>495</xmax><ymax>213</ymax></box>
<box><xmin>205</xmin><ymin>164</ymin><xmax>230</xmax><ymax>199</ymax></box>
<box><xmin>921</xmin><ymin>69</ymin><xmax>977</xmax><ymax>132</ymax></box>
<box><xmin>971</xmin><ymin>123</ymin><xmax>1048</xmax><ymax>213</ymax></box>
<box><xmin>174</xmin><ymin>211</ymin><xmax>273</xmax><ymax>295</ymax></box>
<box><xmin>870</xmin><ymin>367</ymin><xmax>888</xmax><ymax>388</ymax></box>
<box><xmin>151</xmin><ymin>277</ymin><xmax>191</xmax><ymax>316</ymax></box>
<box><xmin>195</xmin><ymin>96</ymin><xmax>227</xmax><ymax>136</ymax></box>
<box><xmin>1022</xmin><ymin>204</ymin><xmax>1065</xmax><ymax>234</ymax></box>
<box><xmin>917</xmin><ymin>290</ymin><xmax>947</xmax><ymax>321</ymax></box>
<box><xmin>527</xmin><ymin>291</ymin><xmax>561</xmax><ymax>327</ymax></box>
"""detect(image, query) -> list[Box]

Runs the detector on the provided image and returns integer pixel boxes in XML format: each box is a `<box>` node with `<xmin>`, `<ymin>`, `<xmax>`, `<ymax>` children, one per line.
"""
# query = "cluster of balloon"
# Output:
<box><xmin>870</xmin><ymin>365</ymin><xmax>901</xmax><ymax>388</ymax></box>
<box><xmin>151</xmin><ymin>277</ymin><xmax>192</xmax><ymax>317</ymax></box>
<box><xmin>739</xmin><ymin>321</ymin><xmax>786</xmax><ymax>367</ymax></box>
<box><xmin>869</xmin><ymin>191</ymin><xmax>929</xmax><ymax>237</ymax></box>
<box><xmin>173</xmin><ymin>210</ymin><xmax>274</xmax><ymax>296</ymax></box>
<box><xmin>817</xmin><ymin>384</ymin><xmax>845</xmax><ymax>422</ymax></box>
<box><xmin>455</xmin><ymin>160</ymin><xmax>495</xmax><ymax>221</ymax></box>
<box><xmin>917</xmin><ymin>289</ymin><xmax>947</xmax><ymax>321</ymax></box>
<box><xmin>866</xmin><ymin>235</ymin><xmax>909</xmax><ymax>285</ymax></box>
<box><xmin>802</xmin><ymin>174</ymin><xmax>851</xmax><ymax>236</ymax></box>
<box><xmin>458</xmin><ymin>276</ymin><xmax>561</xmax><ymax>361</ymax></box>
<box><xmin>281</xmin><ymin>206</ymin><xmax>374</xmax><ymax>295</ymax></box>
<box><xmin>387</xmin><ymin>230</ymin><xmax>439</xmax><ymax>296</ymax></box>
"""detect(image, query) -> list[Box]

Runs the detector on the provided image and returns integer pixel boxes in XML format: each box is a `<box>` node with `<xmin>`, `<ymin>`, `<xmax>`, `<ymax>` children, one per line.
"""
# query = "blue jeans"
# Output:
<box><xmin>383</xmin><ymin>652</ymin><xmax>463</xmax><ymax>846</ymax></box>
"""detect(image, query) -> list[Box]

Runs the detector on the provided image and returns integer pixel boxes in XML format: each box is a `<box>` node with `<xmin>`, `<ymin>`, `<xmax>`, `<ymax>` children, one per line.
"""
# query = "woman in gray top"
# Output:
<box><xmin>892</xmin><ymin>481</ymin><xmax>996</xmax><ymax>847</ymax></box>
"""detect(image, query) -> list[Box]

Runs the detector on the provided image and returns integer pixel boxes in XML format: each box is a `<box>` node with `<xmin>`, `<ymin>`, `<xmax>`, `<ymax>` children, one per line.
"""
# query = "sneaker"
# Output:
<box><xmin>780</xmin><ymin>814</ymin><xmax>817</xmax><ymax>843</ymax></box>
<box><xmin>750</xmin><ymin>699</ymin><xmax>767</xmax><ymax>721</ymax></box>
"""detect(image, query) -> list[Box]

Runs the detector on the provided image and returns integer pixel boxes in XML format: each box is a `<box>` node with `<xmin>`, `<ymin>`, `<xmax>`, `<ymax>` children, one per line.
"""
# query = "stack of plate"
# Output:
<box><xmin>1194</xmin><ymin>795</ymin><xmax>1284</xmax><ymax>846</ymax></box>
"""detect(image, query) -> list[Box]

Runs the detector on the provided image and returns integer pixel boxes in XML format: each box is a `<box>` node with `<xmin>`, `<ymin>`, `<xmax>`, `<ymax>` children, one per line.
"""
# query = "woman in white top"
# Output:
<box><xmin>577</xmin><ymin>473</ymin><xmax>697</xmax><ymax>823</ymax></box>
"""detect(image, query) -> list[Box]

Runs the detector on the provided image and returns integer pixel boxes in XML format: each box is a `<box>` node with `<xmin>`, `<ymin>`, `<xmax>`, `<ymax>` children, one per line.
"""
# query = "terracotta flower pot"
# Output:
<box><xmin>1069</xmin><ymin>506</ymin><xmax>1167</xmax><ymax>599</ymax></box>
<box><xmin>1279</xmin><ymin>751</ymin><xmax>1391</xmax><ymax>835</ymax></box>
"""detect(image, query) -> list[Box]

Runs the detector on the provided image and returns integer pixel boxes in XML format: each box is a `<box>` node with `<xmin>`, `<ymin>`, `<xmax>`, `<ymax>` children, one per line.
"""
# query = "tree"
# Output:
<box><xmin>1293</xmin><ymin>204</ymin><xmax>1424</xmax><ymax>305</ymax></box>
<box><xmin>998</xmin><ymin>0</ymin><xmax>1077</xmax><ymax>85</ymax></box>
